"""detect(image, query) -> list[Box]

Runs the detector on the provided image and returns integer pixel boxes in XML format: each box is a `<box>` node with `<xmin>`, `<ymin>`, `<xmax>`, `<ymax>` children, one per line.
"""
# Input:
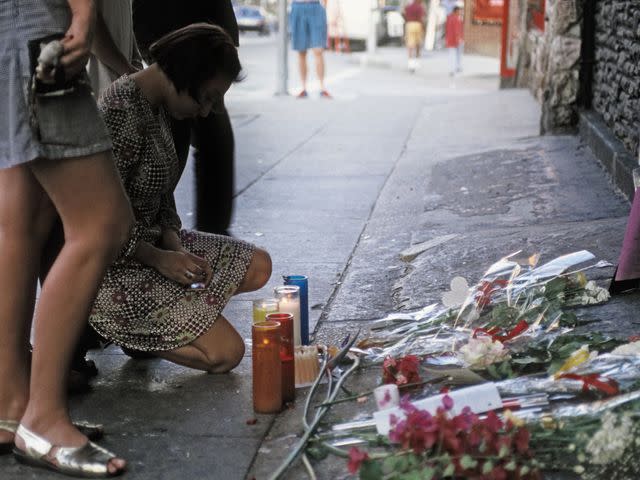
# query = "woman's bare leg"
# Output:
<box><xmin>312</xmin><ymin>48</ymin><xmax>325</xmax><ymax>91</ymax></box>
<box><xmin>236</xmin><ymin>248</ymin><xmax>272</xmax><ymax>294</ymax></box>
<box><xmin>14</xmin><ymin>152</ymin><xmax>133</xmax><ymax>474</ymax></box>
<box><xmin>0</xmin><ymin>166</ymin><xmax>56</xmax><ymax>444</ymax></box>
<box><xmin>156</xmin><ymin>315</ymin><xmax>245</xmax><ymax>373</ymax></box>
<box><xmin>155</xmin><ymin>248</ymin><xmax>272</xmax><ymax>372</ymax></box>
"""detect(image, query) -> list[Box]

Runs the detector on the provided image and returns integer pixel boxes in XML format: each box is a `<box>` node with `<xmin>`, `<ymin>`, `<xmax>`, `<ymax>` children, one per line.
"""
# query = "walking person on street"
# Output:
<box><xmin>290</xmin><ymin>0</ymin><xmax>331</xmax><ymax>98</ymax></box>
<box><xmin>446</xmin><ymin>5</ymin><xmax>464</xmax><ymax>76</ymax></box>
<box><xmin>0</xmin><ymin>0</ymin><xmax>136</xmax><ymax>476</ymax></box>
<box><xmin>403</xmin><ymin>0</ymin><xmax>426</xmax><ymax>73</ymax></box>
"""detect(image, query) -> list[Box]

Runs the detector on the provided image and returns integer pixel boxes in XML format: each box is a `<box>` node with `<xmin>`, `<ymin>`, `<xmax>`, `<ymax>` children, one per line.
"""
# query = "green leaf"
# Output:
<box><xmin>491</xmin><ymin>305</ymin><xmax>520</xmax><ymax>325</ymax></box>
<box><xmin>398</xmin><ymin>471</ymin><xmax>423</xmax><ymax>480</ymax></box>
<box><xmin>498</xmin><ymin>445</ymin><xmax>510</xmax><ymax>458</ymax></box>
<box><xmin>544</xmin><ymin>278</ymin><xmax>567</xmax><ymax>301</ymax></box>
<box><xmin>442</xmin><ymin>462</ymin><xmax>455</xmax><ymax>477</ymax></box>
<box><xmin>395</xmin><ymin>455</ymin><xmax>410</xmax><ymax>472</ymax></box>
<box><xmin>360</xmin><ymin>459</ymin><xmax>384</xmax><ymax>480</ymax></box>
<box><xmin>459</xmin><ymin>455</ymin><xmax>478</xmax><ymax>469</ymax></box>
<box><xmin>559</xmin><ymin>312</ymin><xmax>578</xmax><ymax>327</ymax></box>
<box><xmin>406</xmin><ymin>454</ymin><xmax>419</xmax><ymax>469</ymax></box>
<box><xmin>504</xmin><ymin>460</ymin><xmax>517</xmax><ymax>471</ymax></box>
<box><xmin>420</xmin><ymin>466</ymin><xmax>436</xmax><ymax>480</ymax></box>
<box><xmin>482</xmin><ymin>460</ymin><xmax>494</xmax><ymax>475</ymax></box>
<box><xmin>511</xmin><ymin>355</ymin><xmax>544</xmax><ymax>365</ymax></box>
<box><xmin>382</xmin><ymin>457</ymin><xmax>398</xmax><ymax>473</ymax></box>
<box><xmin>305</xmin><ymin>446</ymin><xmax>328</xmax><ymax>460</ymax></box>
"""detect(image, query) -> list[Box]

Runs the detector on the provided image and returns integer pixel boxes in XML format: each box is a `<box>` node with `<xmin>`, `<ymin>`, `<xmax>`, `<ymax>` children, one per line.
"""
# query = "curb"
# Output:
<box><xmin>579</xmin><ymin>110</ymin><xmax>637</xmax><ymax>202</ymax></box>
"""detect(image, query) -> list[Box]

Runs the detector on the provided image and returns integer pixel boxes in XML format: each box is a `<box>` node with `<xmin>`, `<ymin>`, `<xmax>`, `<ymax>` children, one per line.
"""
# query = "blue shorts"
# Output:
<box><xmin>290</xmin><ymin>2</ymin><xmax>327</xmax><ymax>52</ymax></box>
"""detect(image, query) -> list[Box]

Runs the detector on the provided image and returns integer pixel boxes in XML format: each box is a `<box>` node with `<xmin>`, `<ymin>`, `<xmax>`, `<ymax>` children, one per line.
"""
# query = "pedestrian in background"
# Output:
<box><xmin>403</xmin><ymin>0</ymin><xmax>426</xmax><ymax>73</ymax></box>
<box><xmin>445</xmin><ymin>5</ymin><xmax>464</xmax><ymax>76</ymax></box>
<box><xmin>0</xmin><ymin>0</ymin><xmax>136</xmax><ymax>475</ymax></box>
<box><xmin>290</xmin><ymin>0</ymin><xmax>331</xmax><ymax>98</ymax></box>
<box><xmin>133</xmin><ymin>0</ymin><xmax>239</xmax><ymax>236</ymax></box>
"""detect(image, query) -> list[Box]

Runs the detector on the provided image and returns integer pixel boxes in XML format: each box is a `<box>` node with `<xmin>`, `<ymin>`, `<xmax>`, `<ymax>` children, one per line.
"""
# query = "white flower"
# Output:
<box><xmin>585</xmin><ymin>411</ymin><xmax>634</xmax><ymax>465</ymax></box>
<box><xmin>566</xmin><ymin>281</ymin><xmax>610</xmax><ymax>306</ymax></box>
<box><xmin>458</xmin><ymin>336</ymin><xmax>511</xmax><ymax>368</ymax></box>
<box><xmin>611</xmin><ymin>341</ymin><xmax>640</xmax><ymax>356</ymax></box>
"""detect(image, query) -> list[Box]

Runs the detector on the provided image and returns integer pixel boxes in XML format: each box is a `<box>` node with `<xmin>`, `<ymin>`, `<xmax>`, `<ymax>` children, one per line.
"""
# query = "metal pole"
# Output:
<box><xmin>276</xmin><ymin>0</ymin><xmax>289</xmax><ymax>95</ymax></box>
<box><xmin>366</xmin><ymin>0</ymin><xmax>377</xmax><ymax>56</ymax></box>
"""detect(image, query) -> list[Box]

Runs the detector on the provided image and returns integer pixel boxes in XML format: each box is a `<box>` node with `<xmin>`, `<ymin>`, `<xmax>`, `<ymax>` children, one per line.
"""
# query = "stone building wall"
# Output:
<box><xmin>538</xmin><ymin>0</ymin><xmax>582</xmax><ymax>134</ymax></box>
<box><xmin>591</xmin><ymin>1</ymin><xmax>640</xmax><ymax>155</ymax></box>
<box><xmin>515</xmin><ymin>0</ymin><xmax>582</xmax><ymax>134</ymax></box>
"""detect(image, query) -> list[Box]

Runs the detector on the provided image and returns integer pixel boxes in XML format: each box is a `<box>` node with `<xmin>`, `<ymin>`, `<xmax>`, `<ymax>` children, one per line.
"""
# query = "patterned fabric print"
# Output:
<box><xmin>91</xmin><ymin>77</ymin><xmax>256</xmax><ymax>351</ymax></box>
<box><xmin>91</xmin><ymin>230</ymin><xmax>255</xmax><ymax>351</ymax></box>
<box><xmin>98</xmin><ymin>75</ymin><xmax>182</xmax><ymax>244</ymax></box>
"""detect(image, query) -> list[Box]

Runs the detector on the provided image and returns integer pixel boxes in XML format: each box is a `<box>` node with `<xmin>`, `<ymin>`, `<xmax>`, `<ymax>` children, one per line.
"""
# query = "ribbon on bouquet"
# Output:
<box><xmin>475</xmin><ymin>279</ymin><xmax>509</xmax><ymax>309</ymax></box>
<box><xmin>473</xmin><ymin>320</ymin><xmax>530</xmax><ymax>344</ymax></box>
<box><xmin>557</xmin><ymin>373</ymin><xmax>620</xmax><ymax>396</ymax></box>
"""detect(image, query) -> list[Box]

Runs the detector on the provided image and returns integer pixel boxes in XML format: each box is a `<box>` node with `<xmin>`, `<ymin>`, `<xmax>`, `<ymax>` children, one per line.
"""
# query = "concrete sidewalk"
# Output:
<box><xmin>1</xmin><ymin>52</ymin><xmax>633</xmax><ymax>480</ymax></box>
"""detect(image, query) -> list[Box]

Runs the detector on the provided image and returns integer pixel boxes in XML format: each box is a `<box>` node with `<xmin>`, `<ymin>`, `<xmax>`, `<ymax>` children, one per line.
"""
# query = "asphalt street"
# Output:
<box><xmin>1</xmin><ymin>35</ymin><xmax>633</xmax><ymax>480</ymax></box>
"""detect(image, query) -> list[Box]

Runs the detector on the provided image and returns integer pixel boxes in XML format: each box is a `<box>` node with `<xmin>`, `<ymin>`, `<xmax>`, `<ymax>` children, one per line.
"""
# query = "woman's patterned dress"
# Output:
<box><xmin>89</xmin><ymin>75</ymin><xmax>255</xmax><ymax>351</ymax></box>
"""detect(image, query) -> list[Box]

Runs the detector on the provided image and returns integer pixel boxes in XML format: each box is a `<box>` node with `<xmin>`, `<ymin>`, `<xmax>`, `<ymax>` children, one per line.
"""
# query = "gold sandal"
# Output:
<box><xmin>0</xmin><ymin>419</ymin><xmax>104</xmax><ymax>455</ymax></box>
<box><xmin>13</xmin><ymin>424</ymin><xmax>124</xmax><ymax>478</ymax></box>
<box><xmin>0</xmin><ymin>419</ymin><xmax>18</xmax><ymax>454</ymax></box>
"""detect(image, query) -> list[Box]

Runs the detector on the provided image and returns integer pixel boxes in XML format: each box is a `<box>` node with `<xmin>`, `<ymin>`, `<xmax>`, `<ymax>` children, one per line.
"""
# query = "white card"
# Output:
<box><xmin>373</xmin><ymin>383</ymin><xmax>502</xmax><ymax>436</ymax></box>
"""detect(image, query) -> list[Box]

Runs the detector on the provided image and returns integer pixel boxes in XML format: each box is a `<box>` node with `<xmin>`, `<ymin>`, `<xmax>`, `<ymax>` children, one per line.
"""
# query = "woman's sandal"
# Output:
<box><xmin>13</xmin><ymin>424</ymin><xmax>124</xmax><ymax>478</ymax></box>
<box><xmin>0</xmin><ymin>420</ymin><xmax>103</xmax><ymax>455</ymax></box>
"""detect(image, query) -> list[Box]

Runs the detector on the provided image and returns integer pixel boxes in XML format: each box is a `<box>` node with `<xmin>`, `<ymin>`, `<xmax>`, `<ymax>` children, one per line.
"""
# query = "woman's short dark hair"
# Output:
<box><xmin>149</xmin><ymin>23</ymin><xmax>243</xmax><ymax>100</ymax></box>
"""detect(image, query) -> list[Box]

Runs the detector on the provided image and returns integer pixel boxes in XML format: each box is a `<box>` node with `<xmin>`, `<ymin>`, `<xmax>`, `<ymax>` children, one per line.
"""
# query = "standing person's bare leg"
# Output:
<box><xmin>14</xmin><ymin>152</ymin><xmax>133</xmax><ymax>474</ymax></box>
<box><xmin>0</xmin><ymin>167</ymin><xmax>56</xmax><ymax>446</ymax></box>
<box><xmin>298</xmin><ymin>50</ymin><xmax>308</xmax><ymax>94</ymax></box>
<box><xmin>313</xmin><ymin>48</ymin><xmax>325</xmax><ymax>91</ymax></box>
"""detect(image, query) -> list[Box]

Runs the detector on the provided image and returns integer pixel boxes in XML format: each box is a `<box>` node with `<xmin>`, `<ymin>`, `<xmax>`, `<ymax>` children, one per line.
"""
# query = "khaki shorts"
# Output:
<box><xmin>405</xmin><ymin>21</ymin><xmax>424</xmax><ymax>49</ymax></box>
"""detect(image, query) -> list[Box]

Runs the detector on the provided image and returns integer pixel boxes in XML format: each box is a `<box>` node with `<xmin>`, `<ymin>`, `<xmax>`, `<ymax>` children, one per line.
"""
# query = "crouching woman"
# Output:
<box><xmin>90</xmin><ymin>23</ymin><xmax>271</xmax><ymax>373</ymax></box>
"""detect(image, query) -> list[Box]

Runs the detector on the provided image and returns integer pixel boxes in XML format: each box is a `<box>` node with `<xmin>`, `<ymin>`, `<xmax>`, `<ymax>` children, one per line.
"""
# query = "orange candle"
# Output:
<box><xmin>267</xmin><ymin>313</ymin><xmax>295</xmax><ymax>403</ymax></box>
<box><xmin>252</xmin><ymin>321</ymin><xmax>283</xmax><ymax>413</ymax></box>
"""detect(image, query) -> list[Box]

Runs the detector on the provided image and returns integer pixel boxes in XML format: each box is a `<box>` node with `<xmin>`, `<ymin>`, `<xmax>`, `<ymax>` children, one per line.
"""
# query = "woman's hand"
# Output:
<box><xmin>61</xmin><ymin>0</ymin><xmax>96</xmax><ymax>78</ymax></box>
<box><xmin>155</xmin><ymin>250</ymin><xmax>213</xmax><ymax>286</ymax></box>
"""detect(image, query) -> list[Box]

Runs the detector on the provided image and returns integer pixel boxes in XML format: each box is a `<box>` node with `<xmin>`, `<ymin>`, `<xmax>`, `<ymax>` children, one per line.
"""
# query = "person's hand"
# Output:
<box><xmin>60</xmin><ymin>5</ymin><xmax>96</xmax><ymax>79</ymax></box>
<box><xmin>180</xmin><ymin>250</ymin><xmax>213</xmax><ymax>285</ymax></box>
<box><xmin>154</xmin><ymin>250</ymin><xmax>212</xmax><ymax>286</ymax></box>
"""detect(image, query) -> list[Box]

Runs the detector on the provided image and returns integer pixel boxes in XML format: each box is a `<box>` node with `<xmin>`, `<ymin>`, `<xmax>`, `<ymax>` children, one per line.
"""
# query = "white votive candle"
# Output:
<box><xmin>275</xmin><ymin>286</ymin><xmax>301</xmax><ymax>346</ymax></box>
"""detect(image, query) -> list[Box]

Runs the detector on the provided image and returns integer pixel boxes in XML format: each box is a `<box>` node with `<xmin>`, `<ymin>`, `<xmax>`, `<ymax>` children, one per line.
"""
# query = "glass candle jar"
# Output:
<box><xmin>274</xmin><ymin>285</ymin><xmax>301</xmax><ymax>346</ymax></box>
<box><xmin>283</xmin><ymin>275</ymin><xmax>309</xmax><ymax>345</ymax></box>
<box><xmin>266</xmin><ymin>313</ymin><xmax>295</xmax><ymax>403</ymax></box>
<box><xmin>252</xmin><ymin>298</ymin><xmax>279</xmax><ymax>324</ymax></box>
<box><xmin>252</xmin><ymin>321</ymin><xmax>282</xmax><ymax>413</ymax></box>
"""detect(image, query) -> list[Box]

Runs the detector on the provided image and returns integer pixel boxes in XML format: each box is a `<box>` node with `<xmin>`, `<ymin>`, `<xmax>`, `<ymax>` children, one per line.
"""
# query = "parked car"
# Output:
<box><xmin>234</xmin><ymin>5</ymin><xmax>271</xmax><ymax>35</ymax></box>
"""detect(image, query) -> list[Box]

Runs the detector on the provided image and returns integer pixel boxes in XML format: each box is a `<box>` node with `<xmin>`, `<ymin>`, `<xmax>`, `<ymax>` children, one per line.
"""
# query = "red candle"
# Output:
<box><xmin>267</xmin><ymin>313</ymin><xmax>295</xmax><ymax>403</ymax></box>
<box><xmin>252</xmin><ymin>321</ymin><xmax>282</xmax><ymax>413</ymax></box>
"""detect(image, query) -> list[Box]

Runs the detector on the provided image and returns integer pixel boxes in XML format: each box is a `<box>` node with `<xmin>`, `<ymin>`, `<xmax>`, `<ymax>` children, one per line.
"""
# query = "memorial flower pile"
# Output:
<box><xmin>269</xmin><ymin>251</ymin><xmax>640</xmax><ymax>480</ymax></box>
<box><xmin>347</xmin><ymin>397</ymin><xmax>541</xmax><ymax>480</ymax></box>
